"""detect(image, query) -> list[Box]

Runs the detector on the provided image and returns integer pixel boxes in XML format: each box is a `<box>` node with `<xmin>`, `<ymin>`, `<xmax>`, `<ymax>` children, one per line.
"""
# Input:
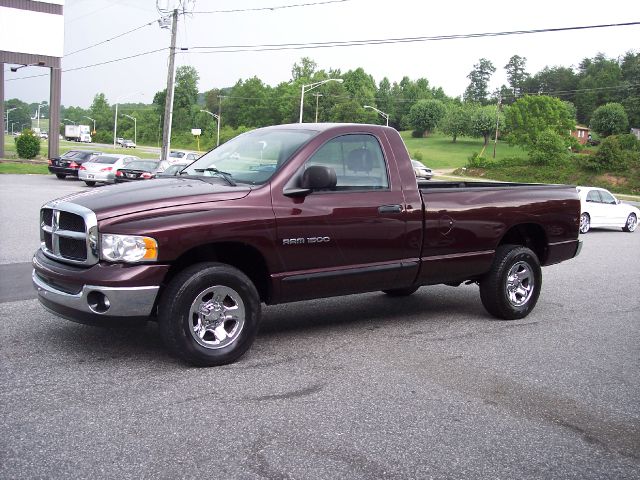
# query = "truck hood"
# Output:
<box><xmin>54</xmin><ymin>177</ymin><xmax>252</xmax><ymax>220</ymax></box>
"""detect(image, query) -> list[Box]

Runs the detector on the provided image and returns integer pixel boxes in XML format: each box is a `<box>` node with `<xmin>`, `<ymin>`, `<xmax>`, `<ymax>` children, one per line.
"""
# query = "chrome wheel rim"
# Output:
<box><xmin>580</xmin><ymin>214</ymin><xmax>589</xmax><ymax>233</ymax></box>
<box><xmin>627</xmin><ymin>214</ymin><xmax>637</xmax><ymax>232</ymax></box>
<box><xmin>505</xmin><ymin>261</ymin><xmax>535</xmax><ymax>307</ymax></box>
<box><xmin>188</xmin><ymin>285</ymin><xmax>245</xmax><ymax>349</ymax></box>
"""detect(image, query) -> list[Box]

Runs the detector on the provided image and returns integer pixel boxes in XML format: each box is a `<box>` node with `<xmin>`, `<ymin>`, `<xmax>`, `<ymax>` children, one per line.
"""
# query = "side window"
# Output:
<box><xmin>306</xmin><ymin>134</ymin><xmax>389</xmax><ymax>190</ymax></box>
<box><xmin>599</xmin><ymin>191</ymin><xmax>616</xmax><ymax>204</ymax></box>
<box><xmin>586</xmin><ymin>191</ymin><xmax>601</xmax><ymax>203</ymax></box>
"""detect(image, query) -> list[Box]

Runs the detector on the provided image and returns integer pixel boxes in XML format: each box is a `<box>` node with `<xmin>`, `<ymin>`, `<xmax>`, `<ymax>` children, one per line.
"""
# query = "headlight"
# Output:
<box><xmin>101</xmin><ymin>234</ymin><xmax>158</xmax><ymax>262</ymax></box>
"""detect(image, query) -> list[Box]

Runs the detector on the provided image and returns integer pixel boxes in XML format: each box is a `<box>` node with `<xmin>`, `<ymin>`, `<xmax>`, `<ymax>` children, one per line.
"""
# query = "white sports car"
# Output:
<box><xmin>577</xmin><ymin>186</ymin><xmax>639</xmax><ymax>233</ymax></box>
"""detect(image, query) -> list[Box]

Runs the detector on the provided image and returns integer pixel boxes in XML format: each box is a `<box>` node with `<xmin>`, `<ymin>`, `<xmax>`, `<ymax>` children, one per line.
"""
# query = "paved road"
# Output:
<box><xmin>1</xmin><ymin>175</ymin><xmax>639</xmax><ymax>479</ymax></box>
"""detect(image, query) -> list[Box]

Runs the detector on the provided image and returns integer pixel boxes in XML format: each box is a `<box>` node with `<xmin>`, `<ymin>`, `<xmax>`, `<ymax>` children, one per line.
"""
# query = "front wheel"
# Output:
<box><xmin>622</xmin><ymin>213</ymin><xmax>637</xmax><ymax>232</ymax></box>
<box><xmin>479</xmin><ymin>245</ymin><xmax>542</xmax><ymax>320</ymax></box>
<box><xmin>55</xmin><ymin>173</ymin><xmax>66</xmax><ymax>179</ymax></box>
<box><xmin>579</xmin><ymin>213</ymin><xmax>590</xmax><ymax>234</ymax></box>
<box><xmin>159</xmin><ymin>262</ymin><xmax>261</xmax><ymax>367</ymax></box>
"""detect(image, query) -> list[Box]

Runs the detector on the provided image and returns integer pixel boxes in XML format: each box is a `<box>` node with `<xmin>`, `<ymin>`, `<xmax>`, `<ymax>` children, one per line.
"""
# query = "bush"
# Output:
<box><xmin>14</xmin><ymin>130</ymin><xmax>41</xmax><ymax>159</ymax></box>
<box><xmin>528</xmin><ymin>130</ymin><xmax>570</xmax><ymax>166</ymax></box>
<box><xmin>594</xmin><ymin>136</ymin><xmax>626</xmax><ymax>171</ymax></box>
<box><xmin>466</xmin><ymin>152</ymin><xmax>493</xmax><ymax>168</ymax></box>
<box><xmin>616</xmin><ymin>133</ymin><xmax>640</xmax><ymax>152</ymax></box>
<box><xmin>412</xmin><ymin>151</ymin><xmax>424</xmax><ymax>161</ymax></box>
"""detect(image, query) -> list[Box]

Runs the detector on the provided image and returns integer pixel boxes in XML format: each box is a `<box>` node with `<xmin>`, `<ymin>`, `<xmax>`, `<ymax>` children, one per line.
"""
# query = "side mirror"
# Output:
<box><xmin>283</xmin><ymin>165</ymin><xmax>337</xmax><ymax>198</ymax></box>
<box><xmin>301</xmin><ymin>165</ymin><xmax>337</xmax><ymax>190</ymax></box>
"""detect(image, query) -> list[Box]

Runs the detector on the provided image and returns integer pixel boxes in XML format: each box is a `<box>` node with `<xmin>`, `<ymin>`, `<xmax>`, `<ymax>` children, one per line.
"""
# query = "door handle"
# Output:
<box><xmin>378</xmin><ymin>204</ymin><xmax>403</xmax><ymax>214</ymax></box>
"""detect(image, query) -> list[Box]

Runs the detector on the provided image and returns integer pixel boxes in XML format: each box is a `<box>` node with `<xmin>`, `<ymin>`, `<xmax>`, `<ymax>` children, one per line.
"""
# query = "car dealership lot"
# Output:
<box><xmin>1</xmin><ymin>174</ymin><xmax>639</xmax><ymax>479</ymax></box>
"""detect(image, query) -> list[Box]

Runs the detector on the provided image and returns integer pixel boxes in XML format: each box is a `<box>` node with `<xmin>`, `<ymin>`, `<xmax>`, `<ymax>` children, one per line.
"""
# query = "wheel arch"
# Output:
<box><xmin>498</xmin><ymin>223</ymin><xmax>548</xmax><ymax>264</ymax></box>
<box><xmin>164</xmin><ymin>242</ymin><xmax>271</xmax><ymax>303</ymax></box>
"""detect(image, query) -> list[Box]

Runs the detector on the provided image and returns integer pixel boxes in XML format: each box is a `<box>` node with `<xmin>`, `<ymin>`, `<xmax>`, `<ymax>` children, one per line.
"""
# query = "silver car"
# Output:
<box><xmin>411</xmin><ymin>159</ymin><xmax>433</xmax><ymax>180</ymax></box>
<box><xmin>79</xmin><ymin>154</ymin><xmax>140</xmax><ymax>186</ymax></box>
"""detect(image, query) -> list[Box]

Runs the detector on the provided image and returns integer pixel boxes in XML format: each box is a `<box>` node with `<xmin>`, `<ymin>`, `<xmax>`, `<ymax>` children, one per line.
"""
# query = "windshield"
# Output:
<box><xmin>94</xmin><ymin>156</ymin><xmax>120</xmax><ymax>164</ymax></box>
<box><xmin>182</xmin><ymin>129</ymin><xmax>316</xmax><ymax>185</ymax></box>
<box><xmin>162</xmin><ymin>164</ymin><xmax>187</xmax><ymax>175</ymax></box>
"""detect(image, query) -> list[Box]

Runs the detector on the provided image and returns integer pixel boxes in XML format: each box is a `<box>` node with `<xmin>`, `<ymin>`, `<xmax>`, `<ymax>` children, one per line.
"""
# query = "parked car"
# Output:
<box><xmin>169</xmin><ymin>150</ymin><xmax>200</xmax><ymax>162</ymax></box>
<box><xmin>411</xmin><ymin>159</ymin><xmax>433</xmax><ymax>180</ymax></box>
<box><xmin>78</xmin><ymin>154</ymin><xmax>140</xmax><ymax>186</ymax></box>
<box><xmin>115</xmin><ymin>160</ymin><xmax>160</xmax><ymax>182</ymax></box>
<box><xmin>48</xmin><ymin>150</ymin><xmax>102</xmax><ymax>179</ymax></box>
<box><xmin>39</xmin><ymin>132</ymin><xmax>49</xmax><ymax>140</ymax></box>
<box><xmin>577</xmin><ymin>186</ymin><xmax>639</xmax><ymax>233</ymax></box>
<box><xmin>122</xmin><ymin>139</ymin><xmax>136</xmax><ymax>148</ymax></box>
<box><xmin>116</xmin><ymin>137</ymin><xmax>124</xmax><ymax>146</ymax></box>
<box><xmin>157</xmin><ymin>162</ymin><xmax>189</xmax><ymax>177</ymax></box>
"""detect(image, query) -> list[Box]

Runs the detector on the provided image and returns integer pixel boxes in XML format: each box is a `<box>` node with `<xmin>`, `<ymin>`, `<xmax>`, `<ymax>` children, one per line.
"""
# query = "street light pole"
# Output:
<box><xmin>200</xmin><ymin>110</ymin><xmax>220</xmax><ymax>147</ymax></box>
<box><xmin>63</xmin><ymin>118</ymin><xmax>76</xmax><ymax>125</ymax></box>
<box><xmin>5</xmin><ymin>108</ymin><xmax>17</xmax><ymax>134</ymax></box>
<box><xmin>37</xmin><ymin>104</ymin><xmax>46</xmax><ymax>131</ymax></box>
<box><xmin>83</xmin><ymin>116</ymin><xmax>96</xmax><ymax>134</ymax></box>
<box><xmin>299</xmin><ymin>78</ymin><xmax>343</xmax><ymax>123</ymax></box>
<box><xmin>363</xmin><ymin>105</ymin><xmax>389</xmax><ymax>126</ymax></box>
<box><xmin>123</xmin><ymin>114</ymin><xmax>137</xmax><ymax>145</ymax></box>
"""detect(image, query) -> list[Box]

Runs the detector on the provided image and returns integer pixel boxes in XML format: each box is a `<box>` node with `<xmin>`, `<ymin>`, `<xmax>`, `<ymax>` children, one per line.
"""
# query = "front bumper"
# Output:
<box><xmin>32</xmin><ymin>249</ymin><xmax>169</xmax><ymax>325</ymax></box>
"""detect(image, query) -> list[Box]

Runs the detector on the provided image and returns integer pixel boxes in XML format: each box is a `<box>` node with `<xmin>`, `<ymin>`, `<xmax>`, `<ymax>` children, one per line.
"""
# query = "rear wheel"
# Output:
<box><xmin>579</xmin><ymin>213</ymin><xmax>590</xmax><ymax>234</ymax></box>
<box><xmin>159</xmin><ymin>262</ymin><xmax>261</xmax><ymax>367</ymax></box>
<box><xmin>479</xmin><ymin>245</ymin><xmax>541</xmax><ymax>320</ymax></box>
<box><xmin>84</xmin><ymin>181</ymin><xmax>96</xmax><ymax>187</ymax></box>
<box><xmin>382</xmin><ymin>286</ymin><xmax>419</xmax><ymax>297</ymax></box>
<box><xmin>622</xmin><ymin>213</ymin><xmax>637</xmax><ymax>232</ymax></box>
<box><xmin>55</xmin><ymin>173</ymin><xmax>66</xmax><ymax>179</ymax></box>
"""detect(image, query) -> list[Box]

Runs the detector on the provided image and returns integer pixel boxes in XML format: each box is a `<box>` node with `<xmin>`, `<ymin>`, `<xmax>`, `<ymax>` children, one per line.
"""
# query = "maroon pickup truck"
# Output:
<box><xmin>33</xmin><ymin>123</ymin><xmax>582</xmax><ymax>366</ymax></box>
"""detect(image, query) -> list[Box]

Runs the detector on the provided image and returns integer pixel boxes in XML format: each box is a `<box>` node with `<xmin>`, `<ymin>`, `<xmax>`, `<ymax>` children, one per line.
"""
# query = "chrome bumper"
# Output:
<box><xmin>33</xmin><ymin>270</ymin><xmax>159</xmax><ymax>317</ymax></box>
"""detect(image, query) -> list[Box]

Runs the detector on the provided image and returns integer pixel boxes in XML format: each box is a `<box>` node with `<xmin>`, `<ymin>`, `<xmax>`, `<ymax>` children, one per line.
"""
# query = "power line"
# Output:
<box><xmin>181</xmin><ymin>21</ymin><xmax>640</xmax><ymax>54</ymax></box>
<box><xmin>5</xmin><ymin>48</ymin><xmax>168</xmax><ymax>82</ymax></box>
<box><xmin>192</xmin><ymin>0</ymin><xmax>350</xmax><ymax>14</ymax></box>
<box><xmin>65</xmin><ymin>19</ymin><xmax>159</xmax><ymax>57</ymax></box>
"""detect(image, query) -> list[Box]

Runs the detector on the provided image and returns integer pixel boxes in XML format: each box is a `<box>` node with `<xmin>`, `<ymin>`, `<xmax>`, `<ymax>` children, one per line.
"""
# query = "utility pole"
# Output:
<box><xmin>313</xmin><ymin>93</ymin><xmax>322</xmax><ymax>123</ymax></box>
<box><xmin>160</xmin><ymin>8</ymin><xmax>178</xmax><ymax>162</ymax></box>
<box><xmin>493</xmin><ymin>95</ymin><xmax>502</xmax><ymax>159</ymax></box>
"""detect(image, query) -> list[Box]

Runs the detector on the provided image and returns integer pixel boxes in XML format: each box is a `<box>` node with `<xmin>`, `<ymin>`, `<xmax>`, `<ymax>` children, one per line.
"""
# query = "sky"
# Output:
<box><xmin>4</xmin><ymin>0</ymin><xmax>639</xmax><ymax>108</ymax></box>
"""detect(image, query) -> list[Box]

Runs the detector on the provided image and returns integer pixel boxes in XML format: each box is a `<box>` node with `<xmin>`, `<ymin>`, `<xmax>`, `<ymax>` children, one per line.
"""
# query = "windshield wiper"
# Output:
<box><xmin>192</xmin><ymin>167</ymin><xmax>236</xmax><ymax>186</ymax></box>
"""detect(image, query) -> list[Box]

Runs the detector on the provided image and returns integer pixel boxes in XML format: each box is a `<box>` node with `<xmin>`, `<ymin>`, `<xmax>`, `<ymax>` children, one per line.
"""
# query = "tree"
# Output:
<box><xmin>470</xmin><ymin>105</ymin><xmax>501</xmax><ymax>146</ymax></box>
<box><xmin>504</xmin><ymin>95</ymin><xmax>575</xmax><ymax>148</ymax></box>
<box><xmin>575</xmin><ymin>54</ymin><xmax>623</xmax><ymax>123</ymax></box>
<box><xmin>407</xmin><ymin>99</ymin><xmax>446</xmax><ymax>136</ymax></box>
<box><xmin>620</xmin><ymin>51</ymin><xmax>640</xmax><ymax>127</ymax></box>
<box><xmin>4</xmin><ymin>99</ymin><xmax>32</xmax><ymax>133</ymax></box>
<box><xmin>528</xmin><ymin>130</ymin><xmax>570</xmax><ymax>166</ymax></box>
<box><xmin>531</xmin><ymin>66</ymin><xmax>578</xmax><ymax>101</ymax></box>
<box><xmin>88</xmin><ymin>93</ymin><xmax>112</xmax><ymax>143</ymax></box>
<box><xmin>590</xmin><ymin>103</ymin><xmax>629</xmax><ymax>137</ymax></box>
<box><xmin>440</xmin><ymin>103</ymin><xmax>471</xmax><ymax>143</ymax></box>
<box><xmin>464</xmin><ymin>58</ymin><xmax>496</xmax><ymax>104</ymax></box>
<box><xmin>504</xmin><ymin>55</ymin><xmax>529</xmax><ymax>101</ymax></box>
<box><xmin>291</xmin><ymin>57</ymin><xmax>317</xmax><ymax>81</ymax></box>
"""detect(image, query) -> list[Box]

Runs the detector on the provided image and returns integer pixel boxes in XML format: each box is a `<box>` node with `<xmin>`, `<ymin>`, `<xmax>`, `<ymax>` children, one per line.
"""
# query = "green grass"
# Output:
<box><xmin>0</xmin><ymin>162</ymin><xmax>48</xmax><ymax>174</ymax></box>
<box><xmin>3</xmin><ymin>135</ymin><xmax>158</xmax><ymax>160</ymax></box>
<box><xmin>400</xmin><ymin>131</ymin><xmax>527</xmax><ymax>169</ymax></box>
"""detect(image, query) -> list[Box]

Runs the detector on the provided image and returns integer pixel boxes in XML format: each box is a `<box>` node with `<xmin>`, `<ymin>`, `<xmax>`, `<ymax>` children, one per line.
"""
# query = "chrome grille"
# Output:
<box><xmin>40</xmin><ymin>201</ymin><xmax>98</xmax><ymax>266</ymax></box>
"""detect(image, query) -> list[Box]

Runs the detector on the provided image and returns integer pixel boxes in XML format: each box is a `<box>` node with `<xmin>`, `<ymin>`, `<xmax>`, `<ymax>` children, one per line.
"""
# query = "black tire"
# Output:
<box><xmin>622</xmin><ymin>213</ymin><xmax>637</xmax><ymax>232</ymax></box>
<box><xmin>159</xmin><ymin>262</ymin><xmax>261</xmax><ymax>367</ymax></box>
<box><xmin>55</xmin><ymin>173</ymin><xmax>66</xmax><ymax>179</ymax></box>
<box><xmin>579</xmin><ymin>213</ymin><xmax>590</xmax><ymax>234</ymax></box>
<box><xmin>382</xmin><ymin>286</ymin><xmax>419</xmax><ymax>297</ymax></box>
<box><xmin>84</xmin><ymin>181</ymin><xmax>96</xmax><ymax>187</ymax></box>
<box><xmin>479</xmin><ymin>245</ymin><xmax>541</xmax><ymax>320</ymax></box>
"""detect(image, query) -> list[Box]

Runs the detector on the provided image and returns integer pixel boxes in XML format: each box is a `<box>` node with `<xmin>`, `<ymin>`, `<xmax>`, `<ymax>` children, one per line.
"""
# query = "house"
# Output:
<box><xmin>571</xmin><ymin>125</ymin><xmax>590</xmax><ymax>145</ymax></box>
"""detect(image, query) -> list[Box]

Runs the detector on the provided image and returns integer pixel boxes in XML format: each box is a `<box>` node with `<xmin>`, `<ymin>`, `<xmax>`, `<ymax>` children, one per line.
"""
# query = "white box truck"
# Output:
<box><xmin>64</xmin><ymin>125</ymin><xmax>92</xmax><ymax>143</ymax></box>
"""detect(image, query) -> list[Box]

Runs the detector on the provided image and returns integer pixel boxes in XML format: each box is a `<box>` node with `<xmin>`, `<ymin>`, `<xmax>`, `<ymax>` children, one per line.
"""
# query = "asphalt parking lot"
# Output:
<box><xmin>1</xmin><ymin>174</ymin><xmax>639</xmax><ymax>479</ymax></box>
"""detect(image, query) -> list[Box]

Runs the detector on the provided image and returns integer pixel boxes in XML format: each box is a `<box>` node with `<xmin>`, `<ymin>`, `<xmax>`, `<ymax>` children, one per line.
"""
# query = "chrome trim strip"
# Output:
<box><xmin>33</xmin><ymin>270</ymin><xmax>159</xmax><ymax>317</ymax></box>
